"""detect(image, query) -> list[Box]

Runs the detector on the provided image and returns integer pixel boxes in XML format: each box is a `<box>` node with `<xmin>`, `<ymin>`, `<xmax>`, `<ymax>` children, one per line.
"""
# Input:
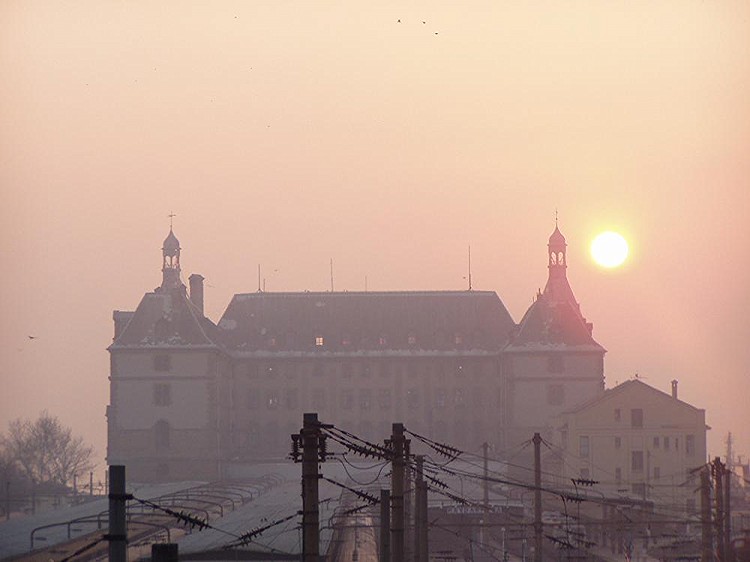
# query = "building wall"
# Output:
<box><xmin>505</xmin><ymin>351</ymin><xmax>604</xmax><ymax>446</ymax></box>
<box><xmin>555</xmin><ymin>382</ymin><xmax>707</xmax><ymax>513</ymax></box>
<box><xmin>225</xmin><ymin>354</ymin><xmax>506</xmax><ymax>460</ymax></box>
<box><xmin>108</xmin><ymin>349</ymin><xmax>227</xmax><ymax>481</ymax></box>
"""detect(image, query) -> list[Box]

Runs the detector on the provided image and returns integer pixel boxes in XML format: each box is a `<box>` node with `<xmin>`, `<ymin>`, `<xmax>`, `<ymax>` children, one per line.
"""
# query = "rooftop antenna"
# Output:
<box><xmin>257</xmin><ymin>264</ymin><xmax>261</xmax><ymax>292</ymax></box>
<box><xmin>468</xmin><ymin>245</ymin><xmax>472</xmax><ymax>291</ymax></box>
<box><xmin>330</xmin><ymin>258</ymin><xmax>334</xmax><ymax>292</ymax></box>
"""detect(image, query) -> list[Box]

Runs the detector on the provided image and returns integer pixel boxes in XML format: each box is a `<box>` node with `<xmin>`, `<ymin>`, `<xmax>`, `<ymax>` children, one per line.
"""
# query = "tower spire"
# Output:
<box><xmin>161</xmin><ymin>221</ymin><xmax>182</xmax><ymax>289</ymax></box>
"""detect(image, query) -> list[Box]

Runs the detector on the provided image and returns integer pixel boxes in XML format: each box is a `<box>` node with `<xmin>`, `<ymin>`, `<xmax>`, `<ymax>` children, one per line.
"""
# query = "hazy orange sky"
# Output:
<box><xmin>1</xmin><ymin>1</ymin><xmax>749</xmax><ymax>470</ymax></box>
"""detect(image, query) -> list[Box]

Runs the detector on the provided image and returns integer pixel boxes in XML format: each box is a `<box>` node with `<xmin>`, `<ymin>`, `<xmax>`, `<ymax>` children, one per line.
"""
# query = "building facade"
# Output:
<box><xmin>107</xmin><ymin>225</ymin><xmax>606</xmax><ymax>481</ymax></box>
<box><xmin>553</xmin><ymin>379</ymin><xmax>708</xmax><ymax>513</ymax></box>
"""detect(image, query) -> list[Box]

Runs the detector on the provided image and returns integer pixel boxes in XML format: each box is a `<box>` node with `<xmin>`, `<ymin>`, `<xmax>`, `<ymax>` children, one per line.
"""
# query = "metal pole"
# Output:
<box><xmin>533</xmin><ymin>432</ymin><xmax>543</xmax><ymax>562</ymax></box>
<box><xmin>701</xmin><ymin>466</ymin><xmax>713</xmax><ymax>562</ymax></box>
<box><xmin>482</xmin><ymin>442</ymin><xmax>489</xmax><ymax>508</ymax></box>
<box><xmin>380</xmin><ymin>489</ymin><xmax>391</xmax><ymax>562</ymax></box>
<box><xmin>108</xmin><ymin>465</ymin><xmax>127</xmax><ymax>562</ymax></box>
<box><xmin>391</xmin><ymin>423</ymin><xmax>405</xmax><ymax>562</ymax></box>
<box><xmin>725</xmin><ymin>463</ymin><xmax>732</xmax><ymax>561</ymax></box>
<box><xmin>90</xmin><ymin>471</ymin><xmax>94</xmax><ymax>496</ymax></box>
<box><xmin>714</xmin><ymin>457</ymin><xmax>726</xmax><ymax>562</ymax></box>
<box><xmin>414</xmin><ymin>456</ymin><xmax>428</xmax><ymax>562</ymax></box>
<box><xmin>302</xmin><ymin>413</ymin><xmax>320</xmax><ymax>562</ymax></box>
<box><xmin>404</xmin><ymin>439</ymin><xmax>412</xmax><ymax>562</ymax></box>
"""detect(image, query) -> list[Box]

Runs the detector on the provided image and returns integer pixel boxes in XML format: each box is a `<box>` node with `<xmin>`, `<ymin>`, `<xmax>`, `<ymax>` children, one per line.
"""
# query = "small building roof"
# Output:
<box><xmin>110</xmin><ymin>287</ymin><xmax>220</xmax><ymax>349</ymax></box>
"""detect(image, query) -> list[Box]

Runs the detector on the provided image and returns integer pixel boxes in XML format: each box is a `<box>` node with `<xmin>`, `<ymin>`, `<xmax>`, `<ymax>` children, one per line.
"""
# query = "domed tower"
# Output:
<box><xmin>161</xmin><ymin>227</ymin><xmax>182</xmax><ymax>289</ymax></box>
<box><xmin>544</xmin><ymin>225</ymin><xmax>578</xmax><ymax>308</ymax></box>
<box><xmin>503</xmin><ymin>222</ymin><xmax>605</xmax><ymax>450</ymax></box>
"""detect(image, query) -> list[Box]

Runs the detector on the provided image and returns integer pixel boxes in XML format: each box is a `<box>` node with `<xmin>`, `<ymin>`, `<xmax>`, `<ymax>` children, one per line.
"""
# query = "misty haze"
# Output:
<box><xmin>1</xmin><ymin>2</ymin><xmax>749</xmax><ymax>561</ymax></box>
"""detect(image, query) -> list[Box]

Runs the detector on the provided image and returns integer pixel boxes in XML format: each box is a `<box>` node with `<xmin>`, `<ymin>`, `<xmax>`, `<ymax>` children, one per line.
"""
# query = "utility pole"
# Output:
<box><xmin>107</xmin><ymin>465</ymin><xmax>128</xmax><ymax>562</ymax></box>
<box><xmin>414</xmin><ymin>455</ymin><xmax>428</xmax><ymax>562</ymax></box>
<box><xmin>533</xmin><ymin>432</ymin><xmax>543</xmax><ymax>562</ymax></box>
<box><xmin>701</xmin><ymin>466</ymin><xmax>713</xmax><ymax>562</ymax></box>
<box><xmin>482</xmin><ymin>442</ymin><xmax>489</xmax><ymax>508</ymax></box>
<box><xmin>301</xmin><ymin>413</ymin><xmax>322</xmax><ymax>562</ymax></box>
<box><xmin>380</xmin><ymin>489</ymin><xmax>391</xmax><ymax>562</ymax></box>
<box><xmin>390</xmin><ymin>423</ymin><xmax>406</xmax><ymax>562</ymax></box>
<box><xmin>724</xmin><ymin>460</ymin><xmax>732</xmax><ymax>562</ymax></box>
<box><xmin>714</xmin><ymin>457</ymin><xmax>726</xmax><ymax>562</ymax></box>
<box><xmin>404</xmin><ymin>439</ymin><xmax>412</xmax><ymax>562</ymax></box>
<box><xmin>89</xmin><ymin>471</ymin><xmax>94</xmax><ymax>496</ymax></box>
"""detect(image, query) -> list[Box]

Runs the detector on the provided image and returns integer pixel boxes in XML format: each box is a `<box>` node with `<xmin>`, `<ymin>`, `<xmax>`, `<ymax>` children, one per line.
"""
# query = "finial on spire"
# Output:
<box><xmin>555</xmin><ymin>208</ymin><xmax>558</xmax><ymax>228</ymax></box>
<box><xmin>168</xmin><ymin>211</ymin><xmax>176</xmax><ymax>229</ymax></box>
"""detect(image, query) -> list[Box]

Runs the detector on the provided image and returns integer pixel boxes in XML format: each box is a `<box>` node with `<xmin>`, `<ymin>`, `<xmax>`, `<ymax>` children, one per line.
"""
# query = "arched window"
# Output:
<box><xmin>154</xmin><ymin>420</ymin><xmax>170</xmax><ymax>449</ymax></box>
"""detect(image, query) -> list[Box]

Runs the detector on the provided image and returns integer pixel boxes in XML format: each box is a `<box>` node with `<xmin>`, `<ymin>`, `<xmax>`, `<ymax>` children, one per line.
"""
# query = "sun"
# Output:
<box><xmin>591</xmin><ymin>231</ymin><xmax>629</xmax><ymax>268</ymax></box>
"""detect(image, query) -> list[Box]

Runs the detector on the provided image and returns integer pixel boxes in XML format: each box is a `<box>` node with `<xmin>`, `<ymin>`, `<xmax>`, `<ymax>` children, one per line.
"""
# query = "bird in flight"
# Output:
<box><xmin>28</xmin><ymin>335</ymin><xmax>38</xmax><ymax>340</ymax></box>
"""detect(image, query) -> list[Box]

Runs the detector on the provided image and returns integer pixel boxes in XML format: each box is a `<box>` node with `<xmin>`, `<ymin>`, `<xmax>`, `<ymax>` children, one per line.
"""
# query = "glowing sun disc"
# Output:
<box><xmin>591</xmin><ymin>231</ymin><xmax>629</xmax><ymax>268</ymax></box>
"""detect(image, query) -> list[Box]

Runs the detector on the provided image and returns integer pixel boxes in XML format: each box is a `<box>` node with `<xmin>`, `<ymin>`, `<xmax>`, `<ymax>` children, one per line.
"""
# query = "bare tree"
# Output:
<box><xmin>1</xmin><ymin>412</ymin><xmax>94</xmax><ymax>489</ymax></box>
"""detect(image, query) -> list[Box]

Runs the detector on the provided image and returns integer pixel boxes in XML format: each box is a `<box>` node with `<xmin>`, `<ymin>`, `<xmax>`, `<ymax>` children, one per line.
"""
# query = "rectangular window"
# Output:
<box><xmin>436</xmin><ymin>389</ymin><xmax>446</xmax><ymax>409</ymax></box>
<box><xmin>580</xmin><ymin>468</ymin><xmax>590</xmax><ymax>479</ymax></box>
<box><xmin>654</xmin><ymin>467</ymin><xmax>661</xmax><ymax>480</ymax></box>
<box><xmin>315</xmin><ymin>336</ymin><xmax>324</xmax><ymax>346</ymax></box>
<box><xmin>615</xmin><ymin>468</ymin><xmax>622</xmax><ymax>483</ymax></box>
<box><xmin>653</xmin><ymin>436</ymin><xmax>660</xmax><ymax>448</ymax></box>
<box><xmin>675</xmin><ymin>438</ymin><xmax>679</xmax><ymax>451</ymax></box>
<box><xmin>341</xmin><ymin>390</ymin><xmax>354</xmax><ymax>410</ymax></box>
<box><xmin>312</xmin><ymin>389</ymin><xmax>326</xmax><ymax>410</ymax></box>
<box><xmin>631</xmin><ymin>409</ymin><xmax>644</xmax><ymax>428</ymax></box>
<box><xmin>686</xmin><ymin>434</ymin><xmax>696</xmax><ymax>456</ymax></box>
<box><xmin>378</xmin><ymin>389</ymin><xmax>391</xmax><ymax>410</ymax></box>
<box><xmin>547</xmin><ymin>384</ymin><xmax>564</xmax><ymax>406</ymax></box>
<box><xmin>266</xmin><ymin>391</ymin><xmax>280</xmax><ymax>409</ymax></box>
<box><xmin>631</xmin><ymin>450</ymin><xmax>644</xmax><ymax>471</ymax></box>
<box><xmin>153</xmin><ymin>354</ymin><xmax>171</xmax><ymax>372</ymax></box>
<box><xmin>614</xmin><ymin>408</ymin><xmax>621</xmax><ymax>422</ymax></box>
<box><xmin>614</xmin><ymin>436</ymin><xmax>621</xmax><ymax>450</ymax></box>
<box><xmin>579</xmin><ymin>436</ymin><xmax>590</xmax><ymax>458</ymax></box>
<box><xmin>548</xmin><ymin>355</ymin><xmax>564</xmax><ymax>373</ymax></box>
<box><xmin>359</xmin><ymin>390</ymin><xmax>371</xmax><ymax>411</ymax></box>
<box><xmin>632</xmin><ymin>482</ymin><xmax>646</xmax><ymax>497</ymax></box>
<box><xmin>664</xmin><ymin>437</ymin><xmax>670</xmax><ymax>450</ymax></box>
<box><xmin>153</xmin><ymin>383</ymin><xmax>171</xmax><ymax>406</ymax></box>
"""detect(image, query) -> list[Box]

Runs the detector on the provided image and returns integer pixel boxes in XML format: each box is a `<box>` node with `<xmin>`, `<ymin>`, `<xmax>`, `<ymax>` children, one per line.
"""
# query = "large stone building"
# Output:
<box><xmin>107</xmin><ymin>225</ymin><xmax>607</xmax><ymax>481</ymax></box>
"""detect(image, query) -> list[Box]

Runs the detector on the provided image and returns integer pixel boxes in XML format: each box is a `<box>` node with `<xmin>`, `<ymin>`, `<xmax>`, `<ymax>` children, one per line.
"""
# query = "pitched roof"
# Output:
<box><xmin>561</xmin><ymin>379</ymin><xmax>704</xmax><ymax>415</ymax></box>
<box><xmin>216</xmin><ymin>290</ymin><xmax>516</xmax><ymax>353</ymax></box>
<box><xmin>506</xmin><ymin>291</ymin><xmax>604</xmax><ymax>351</ymax></box>
<box><xmin>110</xmin><ymin>286</ymin><xmax>220</xmax><ymax>349</ymax></box>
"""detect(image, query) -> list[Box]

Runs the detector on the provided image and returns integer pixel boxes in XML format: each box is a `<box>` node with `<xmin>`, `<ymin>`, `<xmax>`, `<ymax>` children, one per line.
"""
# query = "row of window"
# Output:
<box><xmin>579</xmin><ymin>434</ymin><xmax>697</xmax><ymax>458</ymax></box>
<box><xmin>614</xmin><ymin>408</ymin><xmax>644</xmax><ymax>428</ymax></box>
<box><xmin>246</xmin><ymin>361</ymin><xmax>493</xmax><ymax>379</ymax></box>
<box><xmin>245</xmin><ymin>387</ymin><xmax>503</xmax><ymax>411</ymax></box>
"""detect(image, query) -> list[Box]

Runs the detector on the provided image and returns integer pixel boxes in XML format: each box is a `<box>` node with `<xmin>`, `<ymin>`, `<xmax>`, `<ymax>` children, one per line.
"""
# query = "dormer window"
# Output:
<box><xmin>408</xmin><ymin>334</ymin><xmax>417</xmax><ymax>346</ymax></box>
<box><xmin>315</xmin><ymin>336</ymin><xmax>324</xmax><ymax>347</ymax></box>
<box><xmin>454</xmin><ymin>334</ymin><xmax>463</xmax><ymax>345</ymax></box>
<box><xmin>378</xmin><ymin>336</ymin><xmax>387</xmax><ymax>346</ymax></box>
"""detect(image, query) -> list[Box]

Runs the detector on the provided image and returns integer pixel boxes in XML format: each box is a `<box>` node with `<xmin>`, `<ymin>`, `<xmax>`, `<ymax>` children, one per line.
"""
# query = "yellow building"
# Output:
<box><xmin>554</xmin><ymin>379</ymin><xmax>708</xmax><ymax>513</ymax></box>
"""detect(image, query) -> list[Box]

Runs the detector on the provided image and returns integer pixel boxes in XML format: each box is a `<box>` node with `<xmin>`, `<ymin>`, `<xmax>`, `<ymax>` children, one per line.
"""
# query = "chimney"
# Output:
<box><xmin>671</xmin><ymin>379</ymin><xmax>678</xmax><ymax>399</ymax></box>
<box><xmin>189</xmin><ymin>274</ymin><xmax>204</xmax><ymax>316</ymax></box>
